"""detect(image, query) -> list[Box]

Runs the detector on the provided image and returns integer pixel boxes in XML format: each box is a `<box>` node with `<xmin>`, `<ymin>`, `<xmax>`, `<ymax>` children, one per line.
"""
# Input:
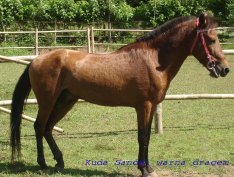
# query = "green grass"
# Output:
<box><xmin>0</xmin><ymin>42</ymin><xmax>34</xmax><ymax>56</ymax></box>
<box><xmin>0</xmin><ymin>56</ymin><xmax>233</xmax><ymax>176</ymax></box>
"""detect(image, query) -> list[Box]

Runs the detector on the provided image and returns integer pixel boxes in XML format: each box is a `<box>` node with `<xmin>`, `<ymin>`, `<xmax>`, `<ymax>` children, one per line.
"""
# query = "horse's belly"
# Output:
<box><xmin>81</xmin><ymin>95</ymin><xmax>134</xmax><ymax>107</ymax></box>
<box><xmin>67</xmin><ymin>81</ymin><xmax>141</xmax><ymax>107</ymax></box>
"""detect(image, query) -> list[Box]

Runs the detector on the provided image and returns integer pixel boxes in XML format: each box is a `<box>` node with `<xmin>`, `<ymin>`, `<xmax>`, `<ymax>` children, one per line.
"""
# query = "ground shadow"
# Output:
<box><xmin>22</xmin><ymin>123</ymin><xmax>234</xmax><ymax>140</ymax></box>
<box><xmin>62</xmin><ymin>129</ymin><xmax>138</xmax><ymax>139</ymax></box>
<box><xmin>0</xmin><ymin>162</ymin><xmax>135</xmax><ymax>176</ymax></box>
<box><xmin>7</xmin><ymin>123</ymin><xmax>234</xmax><ymax>141</ymax></box>
<box><xmin>164</xmin><ymin>124</ymin><xmax>234</xmax><ymax>132</ymax></box>
<box><xmin>22</xmin><ymin>129</ymin><xmax>138</xmax><ymax>140</ymax></box>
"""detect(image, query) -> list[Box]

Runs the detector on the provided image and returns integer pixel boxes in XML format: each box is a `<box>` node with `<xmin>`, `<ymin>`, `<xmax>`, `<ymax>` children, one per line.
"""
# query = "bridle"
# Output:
<box><xmin>190</xmin><ymin>18</ymin><xmax>216</xmax><ymax>70</ymax></box>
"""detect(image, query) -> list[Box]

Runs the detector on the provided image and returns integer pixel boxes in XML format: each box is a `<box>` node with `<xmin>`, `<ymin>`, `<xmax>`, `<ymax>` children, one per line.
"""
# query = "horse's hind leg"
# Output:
<box><xmin>44</xmin><ymin>90</ymin><xmax>77</xmax><ymax>169</ymax></box>
<box><xmin>34</xmin><ymin>101</ymin><xmax>55</xmax><ymax>169</ymax></box>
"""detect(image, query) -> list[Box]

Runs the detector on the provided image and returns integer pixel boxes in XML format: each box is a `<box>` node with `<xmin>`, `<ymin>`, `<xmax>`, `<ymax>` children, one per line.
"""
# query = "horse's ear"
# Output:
<box><xmin>198</xmin><ymin>12</ymin><xmax>208</xmax><ymax>28</ymax></box>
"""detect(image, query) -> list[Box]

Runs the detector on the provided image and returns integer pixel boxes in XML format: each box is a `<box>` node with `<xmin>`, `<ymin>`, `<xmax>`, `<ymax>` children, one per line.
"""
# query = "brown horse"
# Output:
<box><xmin>10</xmin><ymin>13</ymin><xmax>229</xmax><ymax>177</ymax></box>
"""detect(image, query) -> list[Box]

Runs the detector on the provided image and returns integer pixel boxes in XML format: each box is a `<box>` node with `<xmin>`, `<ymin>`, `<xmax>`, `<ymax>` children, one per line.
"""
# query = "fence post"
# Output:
<box><xmin>91</xmin><ymin>26</ymin><xmax>95</xmax><ymax>53</ymax></box>
<box><xmin>87</xmin><ymin>28</ymin><xmax>91</xmax><ymax>53</ymax></box>
<box><xmin>35</xmin><ymin>28</ymin><xmax>39</xmax><ymax>55</ymax></box>
<box><xmin>154</xmin><ymin>103</ymin><xmax>163</xmax><ymax>134</ymax></box>
<box><xmin>54</xmin><ymin>20</ymin><xmax>57</xmax><ymax>45</ymax></box>
<box><xmin>3</xmin><ymin>26</ymin><xmax>6</xmax><ymax>41</ymax></box>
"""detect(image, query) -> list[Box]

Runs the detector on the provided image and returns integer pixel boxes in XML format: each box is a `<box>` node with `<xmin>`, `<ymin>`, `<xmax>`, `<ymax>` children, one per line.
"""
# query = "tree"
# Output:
<box><xmin>134</xmin><ymin>0</ymin><xmax>207</xmax><ymax>27</ymax></box>
<box><xmin>0</xmin><ymin>0</ymin><xmax>24</xmax><ymax>26</ymax></box>
<box><xmin>47</xmin><ymin>0</ymin><xmax>77</xmax><ymax>21</ymax></box>
<box><xmin>75</xmin><ymin>0</ymin><xmax>101</xmax><ymax>23</ymax></box>
<box><xmin>0</xmin><ymin>0</ymin><xmax>232</xmax><ymax>28</ymax></box>
<box><xmin>97</xmin><ymin>0</ymin><xmax>134</xmax><ymax>23</ymax></box>
<box><xmin>229</xmin><ymin>1</ymin><xmax>234</xmax><ymax>25</ymax></box>
<box><xmin>207</xmin><ymin>0</ymin><xmax>232</xmax><ymax>25</ymax></box>
<box><xmin>126</xmin><ymin>0</ymin><xmax>149</xmax><ymax>8</ymax></box>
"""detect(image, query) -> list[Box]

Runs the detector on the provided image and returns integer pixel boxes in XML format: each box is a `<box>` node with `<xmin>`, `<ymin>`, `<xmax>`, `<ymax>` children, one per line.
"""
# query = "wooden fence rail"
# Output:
<box><xmin>0</xmin><ymin>106</ymin><xmax>63</xmax><ymax>133</ymax></box>
<box><xmin>154</xmin><ymin>94</ymin><xmax>234</xmax><ymax>134</ymax></box>
<box><xmin>0</xmin><ymin>55</ymin><xmax>30</xmax><ymax>65</ymax></box>
<box><xmin>0</xmin><ymin>27</ymin><xmax>233</xmax><ymax>55</ymax></box>
<box><xmin>0</xmin><ymin>29</ymin><xmax>90</xmax><ymax>55</ymax></box>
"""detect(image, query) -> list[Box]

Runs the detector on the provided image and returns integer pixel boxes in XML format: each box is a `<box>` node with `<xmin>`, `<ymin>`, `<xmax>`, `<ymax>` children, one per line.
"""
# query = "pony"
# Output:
<box><xmin>10</xmin><ymin>13</ymin><xmax>229</xmax><ymax>177</ymax></box>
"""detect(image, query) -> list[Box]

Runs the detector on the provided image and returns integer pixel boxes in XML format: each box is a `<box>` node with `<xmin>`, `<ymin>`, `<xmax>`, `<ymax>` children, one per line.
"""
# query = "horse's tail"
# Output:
<box><xmin>10</xmin><ymin>64</ymin><xmax>31</xmax><ymax>161</ymax></box>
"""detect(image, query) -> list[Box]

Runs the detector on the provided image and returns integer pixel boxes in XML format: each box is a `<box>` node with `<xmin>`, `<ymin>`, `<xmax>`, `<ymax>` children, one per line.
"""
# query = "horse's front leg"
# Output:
<box><xmin>136</xmin><ymin>101</ymin><xmax>158</xmax><ymax>177</ymax></box>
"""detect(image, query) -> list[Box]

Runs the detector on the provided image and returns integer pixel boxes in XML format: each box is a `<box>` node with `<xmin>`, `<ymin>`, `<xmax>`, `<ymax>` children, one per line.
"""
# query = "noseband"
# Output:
<box><xmin>190</xmin><ymin>19</ymin><xmax>216</xmax><ymax>70</ymax></box>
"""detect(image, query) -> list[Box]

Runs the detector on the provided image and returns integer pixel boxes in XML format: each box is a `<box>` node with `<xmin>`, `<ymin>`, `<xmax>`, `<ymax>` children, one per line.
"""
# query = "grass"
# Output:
<box><xmin>0</xmin><ymin>56</ymin><xmax>233</xmax><ymax>177</ymax></box>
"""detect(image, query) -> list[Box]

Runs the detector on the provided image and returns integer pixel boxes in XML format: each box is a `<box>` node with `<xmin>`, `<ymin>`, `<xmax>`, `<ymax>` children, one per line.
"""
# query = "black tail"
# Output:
<box><xmin>10</xmin><ymin>64</ymin><xmax>31</xmax><ymax>161</ymax></box>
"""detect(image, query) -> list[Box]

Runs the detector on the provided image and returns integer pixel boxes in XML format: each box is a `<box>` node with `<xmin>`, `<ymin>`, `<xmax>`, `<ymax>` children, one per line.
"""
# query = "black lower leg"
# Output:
<box><xmin>145</xmin><ymin>122</ymin><xmax>154</xmax><ymax>173</ymax></box>
<box><xmin>44</xmin><ymin>129</ymin><xmax>64</xmax><ymax>168</ymax></box>
<box><xmin>34</xmin><ymin>121</ymin><xmax>47</xmax><ymax>169</ymax></box>
<box><xmin>138</xmin><ymin>130</ymin><xmax>150</xmax><ymax>176</ymax></box>
<box><xmin>44</xmin><ymin>91</ymin><xmax>77</xmax><ymax>169</ymax></box>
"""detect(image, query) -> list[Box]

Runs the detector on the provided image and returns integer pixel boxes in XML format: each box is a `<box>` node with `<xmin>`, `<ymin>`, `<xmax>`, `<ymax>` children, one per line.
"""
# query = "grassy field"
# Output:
<box><xmin>0</xmin><ymin>56</ymin><xmax>233</xmax><ymax>177</ymax></box>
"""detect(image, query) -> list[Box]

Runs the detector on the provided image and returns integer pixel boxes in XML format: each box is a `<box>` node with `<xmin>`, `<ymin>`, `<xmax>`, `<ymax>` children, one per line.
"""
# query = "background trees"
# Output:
<box><xmin>0</xmin><ymin>0</ymin><xmax>232</xmax><ymax>29</ymax></box>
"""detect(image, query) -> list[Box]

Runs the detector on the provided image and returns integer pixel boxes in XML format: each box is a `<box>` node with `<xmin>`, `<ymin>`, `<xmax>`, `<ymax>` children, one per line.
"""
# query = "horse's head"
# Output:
<box><xmin>190</xmin><ymin>13</ymin><xmax>230</xmax><ymax>78</ymax></box>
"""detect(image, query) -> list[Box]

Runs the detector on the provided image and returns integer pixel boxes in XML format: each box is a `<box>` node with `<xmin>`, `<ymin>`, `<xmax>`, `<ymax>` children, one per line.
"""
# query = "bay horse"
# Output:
<box><xmin>10</xmin><ymin>13</ymin><xmax>229</xmax><ymax>177</ymax></box>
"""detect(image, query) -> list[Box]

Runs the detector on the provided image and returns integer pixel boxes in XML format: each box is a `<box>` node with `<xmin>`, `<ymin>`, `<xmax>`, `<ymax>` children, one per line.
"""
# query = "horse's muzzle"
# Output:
<box><xmin>220</xmin><ymin>67</ymin><xmax>230</xmax><ymax>77</ymax></box>
<box><xmin>210</xmin><ymin>63</ymin><xmax>230</xmax><ymax>78</ymax></box>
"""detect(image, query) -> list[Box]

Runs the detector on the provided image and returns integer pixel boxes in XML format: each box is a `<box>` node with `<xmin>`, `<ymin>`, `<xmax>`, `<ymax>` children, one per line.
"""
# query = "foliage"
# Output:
<box><xmin>109</xmin><ymin>0</ymin><xmax>134</xmax><ymax>22</ymax></box>
<box><xmin>46</xmin><ymin>0</ymin><xmax>77</xmax><ymax>21</ymax></box>
<box><xmin>134</xmin><ymin>0</ymin><xmax>224</xmax><ymax>26</ymax></box>
<box><xmin>0</xmin><ymin>0</ymin><xmax>232</xmax><ymax>28</ymax></box>
<box><xmin>75</xmin><ymin>0</ymin><xmax>101</xmax><ymax>23</ymax></box>
<box><xmin>207</xmin><ymin>0</ymin><xmax>232</xmax><ymax>25</ymax></box>
<box><xmin>229</xmin><ymin>0</ymin><xmax>234</xmax><ymax>25</ymax></box>
<box><xmin>0</xmin><ymin>0</ymin><xmax>24</xmax><ymax>26</ymax></box>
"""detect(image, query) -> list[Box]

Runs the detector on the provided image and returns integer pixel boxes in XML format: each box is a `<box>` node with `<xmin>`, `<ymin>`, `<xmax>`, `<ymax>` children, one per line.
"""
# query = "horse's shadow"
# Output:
<box><xmin>0</xmin><ymin>162</ymin><xmax>135</xmax><ymax>176</ymax></box>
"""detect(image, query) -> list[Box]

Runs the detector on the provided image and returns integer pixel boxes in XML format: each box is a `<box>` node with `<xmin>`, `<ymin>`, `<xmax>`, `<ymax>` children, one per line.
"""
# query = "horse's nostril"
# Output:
<box><xmin>224</xmin><ymin>68</ymin><xmax>230</xmax><ymax>75</ymax></box>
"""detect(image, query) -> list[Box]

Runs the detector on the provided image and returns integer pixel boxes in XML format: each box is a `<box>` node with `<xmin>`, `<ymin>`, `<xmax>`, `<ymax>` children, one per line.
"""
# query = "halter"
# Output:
<box><xmin>190</xmin><ymin>18</ymin><xmax>216</xmax><ymax>69</ymax></box>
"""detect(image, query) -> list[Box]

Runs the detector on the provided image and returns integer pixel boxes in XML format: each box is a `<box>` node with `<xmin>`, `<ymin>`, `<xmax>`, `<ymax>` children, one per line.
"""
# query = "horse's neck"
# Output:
<box><xmin>159</xmin><ymin>45</ymin><xmax>189</xmax><ymax>81</ymax></box>
<box><xmin>117</xmin><ymin>20</ymin><xmax>194</xmax><ymax>82</ymax></box>
<box><xmin>153</xmin><ymin>24</ymin><xmax>194</xmax><ymax>81</ymax></box>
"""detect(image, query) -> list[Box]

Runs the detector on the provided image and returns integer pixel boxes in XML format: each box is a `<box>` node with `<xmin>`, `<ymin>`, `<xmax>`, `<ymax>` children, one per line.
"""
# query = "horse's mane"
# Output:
<box><xmin>117</xmin><ymin>15</ymin><xmax>216</xmax><ymax>52</ymax></box>
<box><xmin>136</xmin><ymin>16</ymin><xmax>196</xmax><ymax>42</ymax></box>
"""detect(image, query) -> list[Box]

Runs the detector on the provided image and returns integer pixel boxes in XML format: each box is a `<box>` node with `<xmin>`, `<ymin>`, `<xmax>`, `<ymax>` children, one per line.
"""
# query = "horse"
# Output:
<box><xmin>10</xmin><ymin>13</ymin><xmax>230</xmax><ymax>177</ymax></box>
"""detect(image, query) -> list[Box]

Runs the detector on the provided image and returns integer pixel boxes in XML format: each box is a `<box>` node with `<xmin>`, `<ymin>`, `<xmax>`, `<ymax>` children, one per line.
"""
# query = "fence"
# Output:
<box><xmin>0</xmin><ymin>27</ymin><xmax>234</xmax><ymax>55</ymax></box>
<box><xmin>91</xmin><ymin>27</ymin><xmax>234</xmax><ymax>54</ymax></box>
<box><xmin>154</xmin><ymin>94</ymin><xmax>234</xmax><ymax>134</ymax></box>
<box><xmin>0</xmin><ymin>29</ymin><xmax>91</xmax><ymax>54</ymax></box>
<box><xmin>0</xmin><ymin>106</ymin><xmax>63</xmax><ymax>133</ymax></box>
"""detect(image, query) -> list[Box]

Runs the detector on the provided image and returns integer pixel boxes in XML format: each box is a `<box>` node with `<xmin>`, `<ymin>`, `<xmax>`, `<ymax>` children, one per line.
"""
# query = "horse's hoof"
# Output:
<box><xmin>149</xmin><ymin>171</ymin><xmax>158</xmax><ymax>177</ymax></box>
<box><xmin>141</xmin><ymin>174</ymin><xmax>151</xmax><ymax>177</ymax></box>
<box><xmin>40</xmin><ymin>164</ymin><xmax>48</xmax><ymax>170</ymax></box>
<box><xmin>41</xmin><ymin>168</ymin><xmax>50</xmax><ymax>174</ymax></box>
<box><xmin>54</xmin><ymin>163</ymin><xmax>64</xmax><ymax>172</ymax></box>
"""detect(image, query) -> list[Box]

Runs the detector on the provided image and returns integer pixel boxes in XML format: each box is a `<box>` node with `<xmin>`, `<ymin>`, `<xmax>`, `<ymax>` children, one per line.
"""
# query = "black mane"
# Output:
<box><xmin>136</xmin><ymin>16</ymin><xmax>196</xmax><ymax>42</ymax></box>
